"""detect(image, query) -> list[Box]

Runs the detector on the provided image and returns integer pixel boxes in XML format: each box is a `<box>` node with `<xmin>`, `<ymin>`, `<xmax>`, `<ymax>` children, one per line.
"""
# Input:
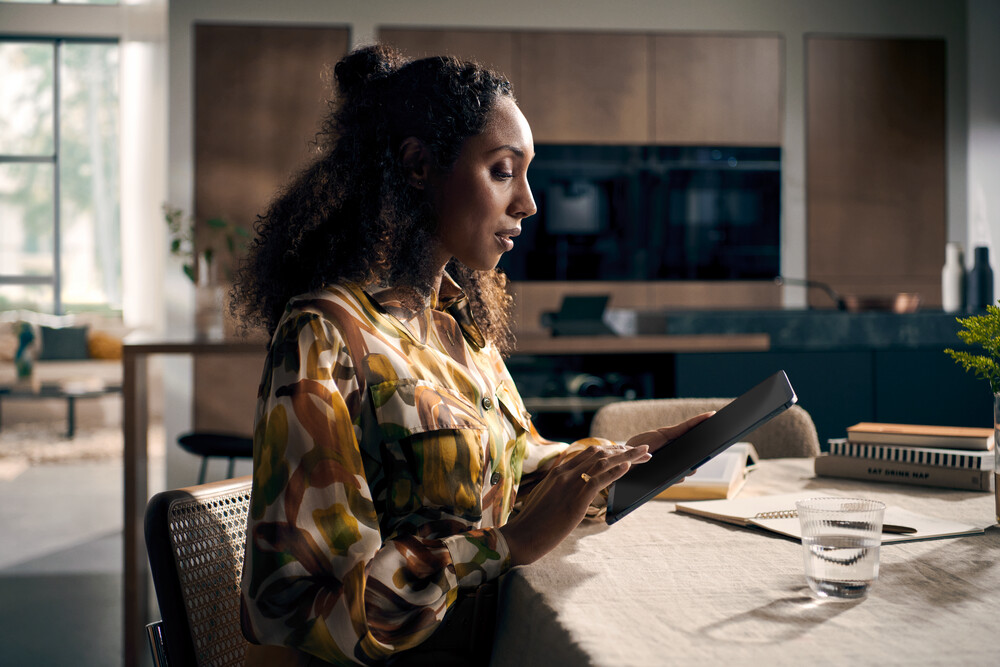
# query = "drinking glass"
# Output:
<box><xmin>796</xmin><ymin>497</ymin><xmax>886</xmax><ymax>600</ymax></box>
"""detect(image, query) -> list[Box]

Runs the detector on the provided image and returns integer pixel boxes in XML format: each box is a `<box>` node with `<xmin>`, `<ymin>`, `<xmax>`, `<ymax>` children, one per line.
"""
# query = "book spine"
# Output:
<box><xmin>829</xmin><ymin>439</ymin><xmax>992</xmax><ymax>470</ymax></box>
<box><xmin>814</xmin><ymin>455</ymin><xmax>993</xmax><ymax>492</ymax></box>
<box><xmin>845</xmin><ymin>432</ymin><xmax>991</xmax><ymax>450</ymax></box>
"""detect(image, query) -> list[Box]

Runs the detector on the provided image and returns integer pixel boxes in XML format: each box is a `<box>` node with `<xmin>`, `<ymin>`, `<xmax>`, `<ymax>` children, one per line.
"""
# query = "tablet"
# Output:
<box><xmin>605</xmin><ymin>370</ymin><xmax>797</xmax><ymax>525</ymax></box>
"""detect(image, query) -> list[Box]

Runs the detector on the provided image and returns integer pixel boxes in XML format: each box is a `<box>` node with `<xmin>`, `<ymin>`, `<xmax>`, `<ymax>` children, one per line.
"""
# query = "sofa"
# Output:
<box><xmin>0</xmin><ymin>311</ymin><xmax>126</xmax><ymax>431</ymax></box>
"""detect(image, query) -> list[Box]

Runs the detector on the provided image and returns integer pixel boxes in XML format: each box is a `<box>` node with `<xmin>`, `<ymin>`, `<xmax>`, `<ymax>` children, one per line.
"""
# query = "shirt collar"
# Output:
<box><xmin>362</xmin><ymin>273</ymin><xmax>487</xmax><ymax>349</ymax></box>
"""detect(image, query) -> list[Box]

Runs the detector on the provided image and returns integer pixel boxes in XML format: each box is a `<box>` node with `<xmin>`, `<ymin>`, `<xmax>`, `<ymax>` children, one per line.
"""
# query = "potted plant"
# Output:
<box><xmin>163</xmin><ymin>204</ymin><xmax>250</xmax><ymax>286</ymax></box>
<box><xmin>944</xmin><ymin>301</ymin><xmax>1000</xmax><ymax>521</ymax></box>
<box><xmin>163</xmin><ymin>204</ymin><xmax>250</xmax><ymax>338</ymax></box>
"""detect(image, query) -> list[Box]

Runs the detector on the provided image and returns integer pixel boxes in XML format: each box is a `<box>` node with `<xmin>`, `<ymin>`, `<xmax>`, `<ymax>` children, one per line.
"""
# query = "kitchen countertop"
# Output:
<box><xmin>535</xmin><ymin>308</ymin><xmax>975</xmax><ymax>353</ymax></box>
<box><xmin>513</xmin><ymin>332</ymin><xmax>770</xmax><ymax>355</ymax></box>
<box><xmin>657</xmin><ymin>309</ymin><xmax>968</xmax><ymax>351</ymax></box>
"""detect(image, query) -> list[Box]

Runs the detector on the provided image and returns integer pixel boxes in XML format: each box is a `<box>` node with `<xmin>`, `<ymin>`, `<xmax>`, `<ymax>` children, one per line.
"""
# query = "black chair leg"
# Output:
<box><xmin>198</xmin><ymin>458</ymin><xmax>208</xmax><ymax>485</ymax></box>
<box><xmin>227</xmin><ymin>457</ymin><xmax>236</xmax><ymax>479</ymax></box>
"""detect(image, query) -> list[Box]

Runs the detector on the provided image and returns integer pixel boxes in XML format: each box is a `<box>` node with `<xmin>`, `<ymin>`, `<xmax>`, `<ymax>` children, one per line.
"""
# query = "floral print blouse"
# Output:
<box><xmin>240</xmin><ymin>274</ymin><xmax>611</xmax><ymax>665</ymax></box>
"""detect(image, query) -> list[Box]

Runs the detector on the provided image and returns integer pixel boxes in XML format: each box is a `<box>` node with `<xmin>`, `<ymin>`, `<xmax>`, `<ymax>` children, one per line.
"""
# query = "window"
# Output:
<box><xmin>0</xmin><ymin>37</ymin><xmax>120</xmax><ymax>315</ymax></box>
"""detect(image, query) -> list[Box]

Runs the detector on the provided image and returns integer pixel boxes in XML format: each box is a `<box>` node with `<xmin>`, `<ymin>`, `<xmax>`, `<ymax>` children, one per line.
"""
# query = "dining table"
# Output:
<box><xmin>489</xmin><ymin>457</ymin><xmax>999</xmax><ymax>666</ymax></box>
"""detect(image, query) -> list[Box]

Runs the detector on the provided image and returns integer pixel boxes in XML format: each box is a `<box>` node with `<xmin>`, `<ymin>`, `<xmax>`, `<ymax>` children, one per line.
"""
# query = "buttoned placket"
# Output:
<box><xmin>481</xmin><ymin>391</ymin><xmax>504</xmax><ymax>486</ymax></box>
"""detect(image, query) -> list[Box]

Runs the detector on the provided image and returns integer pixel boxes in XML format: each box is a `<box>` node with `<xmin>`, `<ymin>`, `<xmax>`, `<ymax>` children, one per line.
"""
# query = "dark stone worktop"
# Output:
<box><xmin>653</xmin><ymin>309</ymin><xmax>970</xmax><ymax>351</ymax></box>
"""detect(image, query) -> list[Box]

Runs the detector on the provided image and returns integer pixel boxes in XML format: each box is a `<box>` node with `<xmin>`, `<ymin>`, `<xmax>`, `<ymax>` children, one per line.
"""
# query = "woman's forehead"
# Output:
<box><xmin>475</xmin><ymin>97</ymin><xmax>534</xmax><ymax>157</ymax></box>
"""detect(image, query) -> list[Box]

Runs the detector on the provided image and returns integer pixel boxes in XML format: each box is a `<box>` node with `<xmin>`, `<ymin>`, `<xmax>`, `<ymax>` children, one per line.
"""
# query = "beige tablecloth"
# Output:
<box><xmin>491</xmin><ymin>458</ymin><xmax>999</xmax><ymax>666</ymax></box>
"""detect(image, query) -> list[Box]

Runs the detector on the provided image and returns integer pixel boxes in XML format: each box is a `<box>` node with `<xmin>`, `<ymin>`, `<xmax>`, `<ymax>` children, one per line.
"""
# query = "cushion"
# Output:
<box><xmin>88</xmin><ymin>330</ymin><xmax>123</xmax><ymax>360</ymax></box>
<box><xmin>0</xmin><ymin>323</ymin><xmax>17</xmax><ymax>361</ymax></box>
<box><xmin>38</xmin><ymin>325</ymin><xmax>91</xmax><ymax>360</ymax></box>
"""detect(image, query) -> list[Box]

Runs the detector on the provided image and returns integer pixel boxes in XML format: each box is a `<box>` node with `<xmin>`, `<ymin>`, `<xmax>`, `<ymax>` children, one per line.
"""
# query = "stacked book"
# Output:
<box><xmin>815</xmin><ymin>422</ymin><xmax>995</xmax><ymax>492</ymax></box>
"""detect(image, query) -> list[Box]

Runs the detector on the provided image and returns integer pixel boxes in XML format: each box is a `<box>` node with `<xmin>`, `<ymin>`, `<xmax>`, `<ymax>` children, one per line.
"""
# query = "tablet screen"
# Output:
<box><xmin>606</xmin><ymin>370</ymin><xmax>797</xmax><ymax>524</ymax></box>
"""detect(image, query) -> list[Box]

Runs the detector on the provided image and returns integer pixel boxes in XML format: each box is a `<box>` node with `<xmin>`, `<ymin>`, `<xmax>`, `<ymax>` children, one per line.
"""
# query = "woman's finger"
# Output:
<box><xmin>578</xmin><ymin>445</ymin><xmax>651</xmax><ymax>487</ymax></box>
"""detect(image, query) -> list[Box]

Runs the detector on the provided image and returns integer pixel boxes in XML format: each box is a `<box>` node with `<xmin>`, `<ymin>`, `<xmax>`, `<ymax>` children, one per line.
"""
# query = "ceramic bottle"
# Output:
<box><xmin>966</xmin><ymin>246</ymin><xmax>994</xmax><ymax>312</ymax></box>
<box><xmin>941</xmin><ymin>243</ymin><xmax>965</xmax><ymax>313</ymax></box>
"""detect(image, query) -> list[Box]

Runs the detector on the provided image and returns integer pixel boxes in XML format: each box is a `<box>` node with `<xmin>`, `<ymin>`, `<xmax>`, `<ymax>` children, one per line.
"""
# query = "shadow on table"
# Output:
<box><xmin>697</xmin><ymin>586</ymin><xmax>859</xmax><ymax>643</ymax></box>
<box><xmin>877</xmin><ymin>526</ymin><xmax>1000</xmax><ymax>609</ymax></box>
<box><xmin>695</xmin><ymin>527</ymin><xmax>1000</xmax><ymax>644</ymax></box>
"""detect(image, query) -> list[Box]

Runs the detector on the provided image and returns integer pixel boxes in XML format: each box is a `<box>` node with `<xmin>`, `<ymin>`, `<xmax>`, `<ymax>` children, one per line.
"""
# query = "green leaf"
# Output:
<box><xmin>182</xmin><ymin>263</ymin><xmax>195</xmax><ymax>283</ymax></box>
<box><xmin>206</xmin><ymin>217</ymin><xmax>228</xmax><ymax>229</ymax></box>
<box><xmin>945</xmin><ymin>300</ymin><xmax>1000</xmax><ymax>393</ymax></box>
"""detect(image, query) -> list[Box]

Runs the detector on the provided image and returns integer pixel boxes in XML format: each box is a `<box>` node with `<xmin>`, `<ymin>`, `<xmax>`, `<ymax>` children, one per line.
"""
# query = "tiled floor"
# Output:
<box><xmin>0</xmin><ymin>453</ymin><xmax>164</xmax><ymax>666</ymax></box>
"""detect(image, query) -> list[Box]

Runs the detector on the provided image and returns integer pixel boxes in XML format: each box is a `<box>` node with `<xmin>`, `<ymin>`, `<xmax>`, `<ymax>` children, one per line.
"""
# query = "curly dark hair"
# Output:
<box><xmin>229</xmin><ymin>44</ymin><xmax>518</xmax><ymax>355</ymax></box>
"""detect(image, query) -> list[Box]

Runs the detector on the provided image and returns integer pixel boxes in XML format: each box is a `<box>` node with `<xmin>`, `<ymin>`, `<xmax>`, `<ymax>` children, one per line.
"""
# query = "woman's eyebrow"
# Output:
<box><xmin>488</xmin><ymin>144</ymin><xmax>529</xmax><ymax>158</ymax></box>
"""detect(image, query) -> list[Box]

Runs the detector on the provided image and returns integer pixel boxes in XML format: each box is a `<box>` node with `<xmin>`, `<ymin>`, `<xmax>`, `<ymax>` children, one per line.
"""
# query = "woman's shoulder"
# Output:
<box><xmin>288</xmin><ymin>282</ymin><xmax>364</xmax><ymax>311</ymax></box>
<box><xmin>274</xmin><ymin>282</ymin><xmax>375</xmax><ymax>340</ymax></box>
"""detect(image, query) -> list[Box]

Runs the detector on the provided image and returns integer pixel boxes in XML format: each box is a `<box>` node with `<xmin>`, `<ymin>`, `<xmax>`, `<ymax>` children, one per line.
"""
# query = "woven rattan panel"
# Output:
<box><xmin>168</xmin><ymin>486</ymin><xmax>252</xmax><ymax>667</ymax></box>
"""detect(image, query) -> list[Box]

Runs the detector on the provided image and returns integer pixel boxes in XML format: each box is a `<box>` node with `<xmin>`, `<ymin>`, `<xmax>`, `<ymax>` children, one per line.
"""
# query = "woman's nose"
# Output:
<box><xmin>513</xmin><ymin>179</ymin><xmax>537</xmax><ymax>219</ymax></box>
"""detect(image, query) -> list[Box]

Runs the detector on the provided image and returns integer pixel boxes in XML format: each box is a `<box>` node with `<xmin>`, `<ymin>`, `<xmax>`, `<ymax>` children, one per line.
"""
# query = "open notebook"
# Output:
<box><xmin>655</xmin><ymin>442</ymin><xmax>758</xmax><ymax>500</ymax></box>
<box><xmin>675</xmin><ymin>492</ymin><xmax>985</xmax><ymax>544</ymax></box>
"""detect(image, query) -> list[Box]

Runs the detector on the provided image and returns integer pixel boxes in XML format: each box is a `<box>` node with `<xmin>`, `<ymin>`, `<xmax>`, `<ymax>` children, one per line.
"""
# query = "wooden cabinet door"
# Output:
<box><xmin>806</xmin><ymin>37</ymin><xmax>946</xmax><ymax>308</ymax></box>
<box><xmin>652</xmin><ymin>34</ymin><xmax>782</xmax><ymax>145</ymax></box>
<box><xmin>194</xmin><ymin>24</ymin><xmax>349</xmax><ymax>252</ymax></box>
<box><xmin>378</xmin><ymin>28</ymin><xmax>518</xmax><ymax>91</ymax></box>
<box><xmin>516</xmin><ymin>31</ymin><xmax>650</xmax><ymax>144</ymax></box>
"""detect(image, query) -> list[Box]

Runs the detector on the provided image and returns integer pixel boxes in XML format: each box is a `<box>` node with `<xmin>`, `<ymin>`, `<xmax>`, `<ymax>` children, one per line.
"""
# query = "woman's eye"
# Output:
<box><xmin>491</xmin><ymin>168</ymin><xmax>514</xmax><ymax>180</ymax></box>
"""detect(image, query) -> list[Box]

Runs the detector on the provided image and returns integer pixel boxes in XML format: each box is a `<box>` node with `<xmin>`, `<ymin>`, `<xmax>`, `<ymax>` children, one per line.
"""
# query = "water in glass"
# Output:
<box><xmin>802</xmin><ymin>534</ymin><xmax>880</xmax><ymax>599</ymax></box>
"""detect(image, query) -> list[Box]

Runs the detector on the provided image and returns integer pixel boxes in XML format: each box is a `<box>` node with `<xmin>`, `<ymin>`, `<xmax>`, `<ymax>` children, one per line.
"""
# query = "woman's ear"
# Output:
<box><xmin>399</xmin><ymin>137</ymin><xmax>432</xmax><ymax>189</ymax></box>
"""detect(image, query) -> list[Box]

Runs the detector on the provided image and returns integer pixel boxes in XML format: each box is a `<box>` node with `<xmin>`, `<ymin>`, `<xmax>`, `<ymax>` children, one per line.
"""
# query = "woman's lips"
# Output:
<box><xmin>495</xmin><ymin>228</ymin><xmax>520</xmax><ymax>251</ymax></box>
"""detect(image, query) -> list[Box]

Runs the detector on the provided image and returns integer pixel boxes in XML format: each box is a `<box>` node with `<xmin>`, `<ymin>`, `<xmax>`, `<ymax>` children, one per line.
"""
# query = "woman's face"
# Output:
<box><xmin>430</xmin><ymin>96</ymin><xmax>537</xmax><ymax>272</ymax></box>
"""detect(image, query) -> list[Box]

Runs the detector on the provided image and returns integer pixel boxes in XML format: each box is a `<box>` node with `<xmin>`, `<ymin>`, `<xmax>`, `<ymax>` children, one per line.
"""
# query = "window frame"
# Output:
<box><xmin>0</xmin><ymin>33</ymin><xmax>119</xmax><ymax>315</ymax></box>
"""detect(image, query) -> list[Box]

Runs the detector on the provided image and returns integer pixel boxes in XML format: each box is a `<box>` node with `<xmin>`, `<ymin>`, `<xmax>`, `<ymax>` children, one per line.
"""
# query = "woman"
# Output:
<box><xmin>231</xmin><ymin>45</ymin><xmax>709</xmax><ymax>666</ymax></box>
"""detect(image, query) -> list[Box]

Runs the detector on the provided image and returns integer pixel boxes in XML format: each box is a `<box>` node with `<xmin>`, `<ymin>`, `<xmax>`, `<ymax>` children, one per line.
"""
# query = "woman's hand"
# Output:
<box><xmin>622</xmin><ymin>411</ymin><xmax>715</xmax><ymax>454</ymax></box>
<box><xmin>499</xmin><ymin>443</ymin><xmax>650</xmax><ymax>567</ymax></box>
<box><xmin>498</xmin><ymin>411</ymin><xmax>715</xmax><ymax>567</ymax></box>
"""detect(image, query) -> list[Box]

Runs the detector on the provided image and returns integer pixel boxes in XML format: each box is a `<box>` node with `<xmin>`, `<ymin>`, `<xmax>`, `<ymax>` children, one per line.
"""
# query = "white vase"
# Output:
<box><xmin>195</xmin><ymin>284</ymin><xmax>224</xmax><ymax>340</ymax></box>
<box><xmin>194</xmin><ymin>255</ymin><xmax>224</xmax><ymax>340</ymax></box>
<box><xmin>941</xmin><ymin>242</ymin><xmax>965</xmax><ymax>313</ymax></box>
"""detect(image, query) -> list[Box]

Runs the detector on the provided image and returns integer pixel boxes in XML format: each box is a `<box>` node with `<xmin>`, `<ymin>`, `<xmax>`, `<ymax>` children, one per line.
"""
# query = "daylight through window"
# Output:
<box><xmin>0</xmin><ymin>37</ymin><xmax>120</xmax><ymax>315</ymax></box>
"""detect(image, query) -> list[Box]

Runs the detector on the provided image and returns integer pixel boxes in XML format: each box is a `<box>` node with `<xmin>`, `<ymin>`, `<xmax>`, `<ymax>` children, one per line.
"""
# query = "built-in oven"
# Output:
<box><xmin>498</xmin><ymin>145</ymin><xmax>781</xmax><ymax>281</ymax></box>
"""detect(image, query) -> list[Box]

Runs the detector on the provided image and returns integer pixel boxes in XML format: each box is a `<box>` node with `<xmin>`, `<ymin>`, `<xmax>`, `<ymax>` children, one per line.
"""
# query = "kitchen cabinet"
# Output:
<box><xmin>378</xmin><ymin>28</ymin><xmax>519</xmax><ymax>93</ymax></box>
<box><xmin>806</xmin><ymin>36</ymin><xmax>946</xmax><ymax>308</ymax></box>
<box><xmin>194</xmin><ymin>24</ymin><xmax>349</xmax><ymax>256</ymax></box>
<box><xmin>873</xmin><ymin>348</ymin><xmax>992</xmax><ymax>429</ymax></box>
<box><xmin>653</xmin><ymin>34</ymin><xmax>782</xmax><ymax>145</ymax></box>
<box><xmin>378</xmin><ymin>28</ymin><xmax>782</xmax><ymax>147</ymax></box>
<box><xmin>516</xmin><ymin>31</ymin><xmax>650</xmax><ymax>144</ymax></box>
<box><xmin>675</xmin><ymin>350</ymin><xmax>874</xmax><ymax>446</ymax></box>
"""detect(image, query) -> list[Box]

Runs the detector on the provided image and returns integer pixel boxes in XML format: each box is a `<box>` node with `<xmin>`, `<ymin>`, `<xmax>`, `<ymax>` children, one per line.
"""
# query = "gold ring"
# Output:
<box><xmin>581</xmin><ymin>472</ymin><xmax>592</xmax><ymax>483</ymax></box>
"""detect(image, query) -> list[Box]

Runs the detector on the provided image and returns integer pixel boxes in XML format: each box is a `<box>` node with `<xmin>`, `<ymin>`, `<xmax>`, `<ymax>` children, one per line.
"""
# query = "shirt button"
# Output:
<box><xmin>482</xmin><ymin>396</ymin><xmax>493</xmax><ymax>411</ymax></box>
<box><xmin>490</xmin><ymin>472</ymin><xmax>501</xmax><ymax>485</ymax></box>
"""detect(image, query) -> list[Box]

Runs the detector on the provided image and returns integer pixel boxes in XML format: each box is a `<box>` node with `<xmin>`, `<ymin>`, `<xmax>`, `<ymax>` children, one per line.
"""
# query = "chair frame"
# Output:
<box><xmin>144</xmin><ymin>475</ymin><xmax>253</xmax><ymax>667</ymax></box>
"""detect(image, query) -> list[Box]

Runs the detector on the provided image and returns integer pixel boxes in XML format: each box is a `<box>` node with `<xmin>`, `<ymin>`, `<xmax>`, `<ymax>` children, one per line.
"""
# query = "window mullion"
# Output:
<box><xmin>52</xmin><ymin>38</ymin><xmax>62</xmax><ymax>315</ymax></box>
<box><xmin>0</xmin><ymin>155</ymin><xmax>56</xmax><ymax>163</ymax></box>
